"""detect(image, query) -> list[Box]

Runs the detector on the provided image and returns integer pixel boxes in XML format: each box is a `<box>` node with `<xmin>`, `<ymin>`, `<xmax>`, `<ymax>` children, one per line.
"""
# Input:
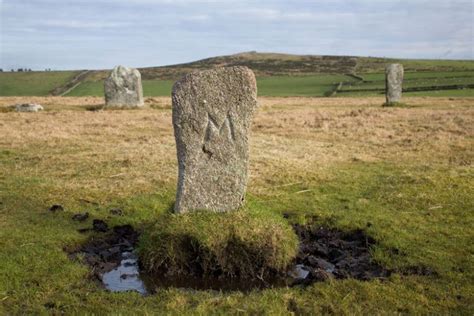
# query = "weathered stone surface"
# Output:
<box><xmin>104</xmin><ymin>66</ymin><xmax>144</xmax><ymax>107</ymax></box>
<box><xmin>385</xmin><ymin>64</ymin><xmax>404</xmax><ymax>104</ymax></box>
<box><xmin>172</xmin><ymin>66</ymin><xmax>258</xmax><ymax>213</ymax></box>
<box><xmin>15</xmin><ymin>103</ymin><xmax>43</xmax><ymax>112</ymax></box>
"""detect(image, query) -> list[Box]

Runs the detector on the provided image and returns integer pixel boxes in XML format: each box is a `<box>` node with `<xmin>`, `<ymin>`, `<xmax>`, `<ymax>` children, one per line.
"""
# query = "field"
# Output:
<box><xmin>3</xmin><ymin>72</ymin><xmax>473</xmax><ymax>98</ymax></box>
<box><xmin>65</xmin><ymin>80</ymin><xmax>175</xmax><ymax>97</ymax></box>
<box><xmin>0</xmin><ymin>71</ymin><xmax>78</xmax><ymax>96</ymax></box>
<box><xmin>0</xmin><ymin>96</ymin><xmax>473</xmax><ymax>314</ymax></box>
<box><xmin>66</xmin><ymin>75</ymin><xmax>355</xmax><ymax>97</ymax></box>
<box><xmin>338</xmin><ymin>71</ymin><xmax>474</xmax><ymax>97</ymax></box>
<box><xmin>66</xmin><ymin>72</ymin><xmax>474</xmax><ymax>98</ymax></box>
<box><xmin>1</xmin><ymin>53</ymin><xmax>474</xmax><ymax>98</ymax></box>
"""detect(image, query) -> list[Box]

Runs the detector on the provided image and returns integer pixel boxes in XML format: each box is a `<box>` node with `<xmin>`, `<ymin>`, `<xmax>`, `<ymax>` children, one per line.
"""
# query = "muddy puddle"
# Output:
<box><xmin>102</xmin><ymin>251</ymin><xmax>147</xmax><ymax>294</ymax></box>
<box><xmin>68</xmin><ymin>214</ymin><xmax>432</xmax><ymax>294</ymax></box>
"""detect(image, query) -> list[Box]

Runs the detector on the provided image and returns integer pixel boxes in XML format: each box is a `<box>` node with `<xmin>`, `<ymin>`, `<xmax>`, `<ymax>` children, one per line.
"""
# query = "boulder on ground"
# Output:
<box><xmin>15</xmin><ymin>103</ymin><xmax>44</xmax><ymax>112</ymax></box>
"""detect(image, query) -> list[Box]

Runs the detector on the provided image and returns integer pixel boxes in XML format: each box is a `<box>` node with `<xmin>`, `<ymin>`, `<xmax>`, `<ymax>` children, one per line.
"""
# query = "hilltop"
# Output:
<box><xmin>87</xmin><ymin>51</ymin><xmax>474</xmax><ymax>81</ymax></box>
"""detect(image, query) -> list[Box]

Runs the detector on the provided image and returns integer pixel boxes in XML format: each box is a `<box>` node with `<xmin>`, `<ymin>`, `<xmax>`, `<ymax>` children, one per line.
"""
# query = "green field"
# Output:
<box><xmin>1</xmin><ymin>53</ymin><xmax>473</xmax><ymax>98</ymax></box>
<box><xmin>356</xmin><ymin>57</ymin><xmax>474</xmax><ymax>73</ymax></box>
<box><xmin>338</xmin><ymin>71</ymin><xmax>474</xmax><ymax>97</ymax></box>
<box><xmin>338</xmin><ymin>89</ymin><xmax>474</xmax><ymax>98</ymax></box>
<box><xmin>66</xmin><ymin>75</ymin><xmax>356</xmax><ymax>97</ymax></box>
<box><xmin>257</xmin><ymin>75</ymin><xmax>355</xmax><ymax>97</ymax></box>
<box><xmin>65</xmin><ymin>80</ymin><xmax>175</xmax><ymax>97</ymax></box>
<box><xmin>0</xmin><ymin>71</ymin><xmax>78</xmax><ymax>96</ymax></box>
<box><xmin>63</xmin><ymin>72</ymin><xmax>474</xmax><ymax>98</ymax></box>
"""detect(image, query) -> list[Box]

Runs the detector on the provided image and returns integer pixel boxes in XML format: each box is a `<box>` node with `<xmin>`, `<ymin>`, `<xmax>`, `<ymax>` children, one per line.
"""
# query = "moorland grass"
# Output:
<box><xmin>0</xmin><ymin>97</ymin><xmax>472</xmax><ymax>314</ymax></box>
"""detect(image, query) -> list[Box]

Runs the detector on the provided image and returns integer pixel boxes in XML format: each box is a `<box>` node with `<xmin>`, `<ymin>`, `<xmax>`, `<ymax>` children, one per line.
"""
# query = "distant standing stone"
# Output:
<box><xmin>104</xmin><ymin>66</ymin><xmax>144</xmax><ymax>107</ymax></box>
<box><xmin>172</xmin><ymin>67</ymin><xmax>258</xmax><ymax>213</ymax></box>
<box><xmin>385</xmin><ymin>64</ymin><xmax>404</xmax><ymax>105</ymax></box>
<box><xmin>15</xmin><ymin>103</ymin><xmax>44</xmax><ymax>112</ymax></box>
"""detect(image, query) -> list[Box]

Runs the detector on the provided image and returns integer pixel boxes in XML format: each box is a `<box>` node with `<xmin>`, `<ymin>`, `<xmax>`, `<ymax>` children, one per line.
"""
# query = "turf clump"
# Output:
<box><xmin>138</xmin><ymin>209</ymin><xmax>299</xmax><ymax>279</ymax></box>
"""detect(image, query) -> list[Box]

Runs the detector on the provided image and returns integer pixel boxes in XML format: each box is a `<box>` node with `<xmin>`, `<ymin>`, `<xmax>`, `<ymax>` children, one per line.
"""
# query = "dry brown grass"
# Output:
<box><xmin>0</xmin><ymin>96</ymin><xmax>472</xmax><ymax>201</ymax></box>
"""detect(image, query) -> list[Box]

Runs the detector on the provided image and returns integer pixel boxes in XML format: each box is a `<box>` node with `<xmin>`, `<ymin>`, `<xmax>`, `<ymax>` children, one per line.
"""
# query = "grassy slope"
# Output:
<box><xmin>67</xmin><ymin>75</ymin><xmax>356</xmax><ymax>97</ymax></box>
<box><xmin>257</xmin><ymin>75</ymin><xmax>355</xmax><ymax>97</ymax></box>
<box><xmin>0</xmin><ymin>98</ymin><xmax>473</xmax><ymax>314</ymax></box>
<box><xmin>137</xmin><ymin>53</ymin><xmax>474</xmax><ymax>80</ymax></box>
<box><xmin>66</xmin><ymin>80</ymin><xmax>175</xmax><ymax>97</ymax></box>
<box><xmin>67</xmin><ymin>71</ymin><xmax>474</xmax><ymax>98</ymax></box>
<box><xmin>66</xmin><ymin>73</ymin><xmax>474</xmax><ymax>98</ymax></box>
<box><xmin>1</xmin><ymin>53</ymin><xmax>473</xmax><ymax>97</ymax></box>
<box><xmin>356</xmin><ymin>57</ymin><xmax>474</xmax><ymax>73</ymax></box>
<box><xmin>0</xmin><ymin>71</ymin><xmax>79</xmax><ymax>96</ymax></box>
<box><xmin>338</xmin><ymin>89</ymin><xmax>474</xmax><ymax>98</ymax></box>
<box><xmin>339</xmin><ymin>71</ymin><xmax>474</xmax><ymax>97</ymax></box>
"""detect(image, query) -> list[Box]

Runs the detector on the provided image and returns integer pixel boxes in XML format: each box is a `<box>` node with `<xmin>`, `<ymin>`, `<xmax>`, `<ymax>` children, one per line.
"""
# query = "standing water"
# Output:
<box><xmin>101</xmin><ymin>251</ymin><xmax>147</xmax><ymax>294</ymax></box>
<box><xmin>70</xmin><ymin>221</ymin><xmax>396</xmax><ymax>294</ymax></box>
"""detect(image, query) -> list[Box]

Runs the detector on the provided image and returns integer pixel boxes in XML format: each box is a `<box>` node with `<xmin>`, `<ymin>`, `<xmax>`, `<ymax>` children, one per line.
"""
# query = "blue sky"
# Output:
<box><xmin>0</xmin><ymin>0</ymin><xmax>472</xmax><ymax>70</ymax></box>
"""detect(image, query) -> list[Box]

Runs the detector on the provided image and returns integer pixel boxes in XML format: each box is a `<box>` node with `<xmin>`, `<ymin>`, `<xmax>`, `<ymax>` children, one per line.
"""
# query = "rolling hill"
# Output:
<box><xmin>1</xmin><ymin>52</ymin><xmax>473</xmax><ymax>97</ymax></box>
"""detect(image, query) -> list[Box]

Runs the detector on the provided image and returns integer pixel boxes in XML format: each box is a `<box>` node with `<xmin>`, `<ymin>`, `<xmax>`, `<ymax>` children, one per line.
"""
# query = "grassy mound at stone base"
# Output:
<box><xmin>138</xmin><ymin>209</ymin><xmax>299</xmax><ymax>278</ymax></box>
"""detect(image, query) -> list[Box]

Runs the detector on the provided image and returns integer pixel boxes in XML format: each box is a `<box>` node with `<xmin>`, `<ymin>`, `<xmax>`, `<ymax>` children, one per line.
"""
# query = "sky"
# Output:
<box><xmin>0</xmin><ymin>0</ymin><xmax>472</xmax><ymax>70</ymax></box>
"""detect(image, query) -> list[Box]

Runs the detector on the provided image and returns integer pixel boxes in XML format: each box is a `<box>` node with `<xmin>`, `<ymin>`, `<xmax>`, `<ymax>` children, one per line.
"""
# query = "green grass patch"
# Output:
<box><xmin>65</xmin><ymin>80</ymin><xmax>175</xmax><ymax>97</ymax></box>
<box><xmin>251</xmin><ymin>162</ymin><xmax>474</xmax><ymax>274</ymax></box>
<box><xmin>0</xmin><ymin>148</ymin><xmax>473</xmax><ymax>313</ymax></box>
<box><xmin>339</xmin><ymin>70</ymin><xmax>474</xmax><ymax>97</ymax></box>
<box><xmin>257</xmin><ymin>74</ymin><xmax>356</xmax><ymax>97</ymax></box>
<box><xmin>357</xmin><ymin>57</ymin><xmax>474</xmax><ymax>73</ymax></box>
<box><xmin>66</xmin><ymin>75</ymin><xmax>356</xmax><ymax>97</ymax></box>
<box><xmin>0</xmin><ymin>71</ymin><xmax>78</xmax><ymax>96</ymax></box>
<box><xmin>404</xmin><ymin>89</ymin><xmax>474</xmax><ymax>97</ymax></box>
<box><xmin>139</xmin><ymin>209</ymin><xmax>298</xmax><ymax>278</ymax></box>
<box><xmin>3</xmin><ymin>68</ymin><xmax>474</xmax><ymax>98</ymax></box>
<box><xmin>63</xmin><ymin>71</ymin><xmax>474</xmax><ymax>98</ymax></box>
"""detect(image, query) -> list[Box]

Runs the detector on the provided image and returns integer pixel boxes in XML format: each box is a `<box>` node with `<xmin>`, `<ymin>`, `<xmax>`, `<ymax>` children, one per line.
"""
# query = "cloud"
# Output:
<box><xmin>0</xmin><ymin>0</ymin><xmax>472</xmax><ymax>70</ymax></box>
<box><xmin>37</xmin><ymin>20</ymin><xmax>131</xmax><ymax>29</ymax></box>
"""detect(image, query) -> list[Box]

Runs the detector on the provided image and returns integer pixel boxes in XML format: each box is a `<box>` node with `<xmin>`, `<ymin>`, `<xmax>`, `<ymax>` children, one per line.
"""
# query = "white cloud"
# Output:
<box><xmin>1</xmin><ymin>0</ymin><xmax>472</xmax><ymax>70</ymax></box>
<box><xmin>38</xmin><ymin>20</ymin><xmax>130</xmax><ymax>29</ymax></box>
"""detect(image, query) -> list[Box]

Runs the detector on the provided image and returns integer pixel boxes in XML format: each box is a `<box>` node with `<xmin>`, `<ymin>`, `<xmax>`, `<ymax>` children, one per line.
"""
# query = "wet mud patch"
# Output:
<box><xmin>291</xmin><ymin>224</ymin><xmax>391</xmax><ymax>284</ymax></box>
<box><xmin>69</xmin><ymin>222</ymin><xmax>146</xmax><ymax>293</ymax></box>
<box><xmin>69</xmin><ymin>219</ymin><xmax>434</xmax><ymax>294</ymax></box>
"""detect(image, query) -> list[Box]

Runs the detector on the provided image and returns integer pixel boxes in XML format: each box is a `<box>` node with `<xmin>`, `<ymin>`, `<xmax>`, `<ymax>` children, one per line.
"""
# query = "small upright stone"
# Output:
<box><xmin>104</xmin><ymin>66</ymin><xmax>144</xmax><ymax>107</ymax></box>
<box><xmin>385</xmin><ymin>64</ymin><xmax>404</xmax><ymax>105</ymax></box>
<box><xmin>172</xmin><ymin>67</ymin><xmax>258</xmax><ymax>213</ymax></box>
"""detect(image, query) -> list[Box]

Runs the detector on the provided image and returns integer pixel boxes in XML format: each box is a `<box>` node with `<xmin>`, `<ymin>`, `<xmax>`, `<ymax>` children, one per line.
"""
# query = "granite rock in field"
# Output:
<box><xmin>385</xmin><ymin>64</ymin><xmax>404</xmax><ymax>104</ymax></box>
<box><xmin>15</xmin><ymin>103</ymin><xmax>44</xmax><ymax>112</ymax></box>
<box><xmin>104</xmin><ymin>66</ymin><xmax>144</xmax><ymax>107</ymax></box>
<box><xmin>172</xmin><ymin>66</ymin><xmax>258</xmax><ymax>213</ymax></box>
